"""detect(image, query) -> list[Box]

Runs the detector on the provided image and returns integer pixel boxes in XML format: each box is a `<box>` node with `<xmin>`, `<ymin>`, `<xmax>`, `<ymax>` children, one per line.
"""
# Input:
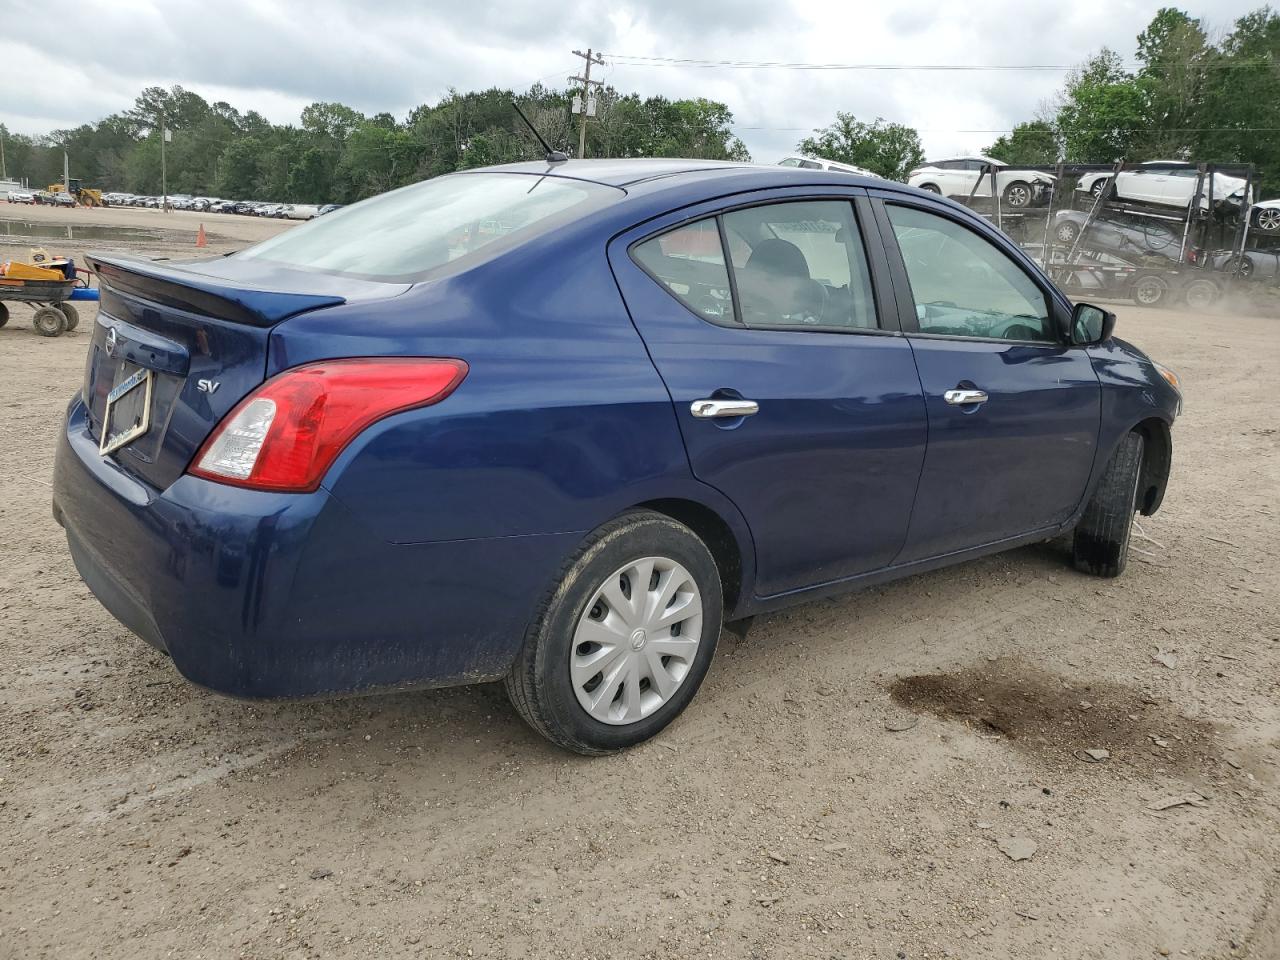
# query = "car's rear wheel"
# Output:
<box><xmin>505</xmin><ymin>510</ymin><xmax>723</xmax><ymax>755</ymax></box>
<box><xmin>0</xmin><ymin>302</ymin><xmax>8</xmax><ymax>328</ymax></box>
<box><xmin>1055</xmin><ymin>221</ymin><xmax>1080</xmax><ymax>245</ymax></box>
<box><xmin>1002</xmin><ymin>181</ymin><xmax>1033</xmax><ymax>208</ymax></box>
<box><xmin>1072</xmin><ymin>432</ymin><xmax>1144</xmax><ymax>578</ymax></box>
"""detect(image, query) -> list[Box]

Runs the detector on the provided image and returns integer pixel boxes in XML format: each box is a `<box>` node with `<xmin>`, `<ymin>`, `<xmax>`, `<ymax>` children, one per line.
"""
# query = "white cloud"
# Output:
<box><xmin>0</xmin><ymin>0</ymin><xmax>1266</xmax><ymax>160</ymax></box>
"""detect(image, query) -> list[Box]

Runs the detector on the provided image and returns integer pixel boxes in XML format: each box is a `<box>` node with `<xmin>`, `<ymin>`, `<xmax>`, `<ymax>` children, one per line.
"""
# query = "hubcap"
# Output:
<box><xmin>1258</xmin><ymin>209</ymin><xmax>1280</xmax><ymax>231</ymax></box>
<box><xmin>570</xmin><ymin>556</ymin><xmax>703</xmax><ymax>726</ymax></box>
<box><xmin>1008</xmin><ymin>186</ymin><xmax>1029</xmax><ymax>206</ymax></box>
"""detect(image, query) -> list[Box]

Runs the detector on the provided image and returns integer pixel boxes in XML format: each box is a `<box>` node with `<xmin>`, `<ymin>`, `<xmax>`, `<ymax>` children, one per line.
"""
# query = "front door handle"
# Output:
<box><xmin>691</xmin><ymin>398</ymin><xmax>760</xmax><ymax>419</ymax></box>
<box><xmin>944</xmin><ymin>388</ymin><xmax>989</xmax><ymax>406</ymax></box>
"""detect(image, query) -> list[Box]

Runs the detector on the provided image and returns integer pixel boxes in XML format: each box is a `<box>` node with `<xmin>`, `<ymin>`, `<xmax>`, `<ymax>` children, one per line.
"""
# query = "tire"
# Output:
<box><xmin>1073</xmin><ymin>432</ymin><xmax>1144</xmax><ymax>578</ymax></box>
<box><xmin>918</xmin><ymin>183</ymin><xmax>942</xmax><ymax>194</ymax></box>
<box><xmin>1055</xmin><ymin>221</ymin><xmax>1080</xmax><ymax>245</ymax></box>
<box><xmin>1002</xmin><ymin>181</ymin><xmax>1033</xmax><ymax>208</ymax></box>
<box><xmin>1131</xmin><ymin>275</ymin><xmax>1168</xmax><ymax>307</ymax></box>
<box><xmin>1090</xmin><ymin>178</ymin><xmax>1109</xmax><ymax>200</ymax></box>
<box><xmin>1254</xmin><ymin>207</ymin><xmax>1280</xmax><ymax>232</ymax></box>
<box><xmin>57</xmin><ymin>302</ymin><xmax>80</xmax><ymax>331</ymax></box>
<box><xmin>32</xmin><ymin>306</ymin><xmax>66</xmax><ymax>337</ymax></box>
<box><xmin>505</xmin><ymin>510</ymin><xmax>724</xmax><ymax>755</ymax></box>
<box><xmin>1183</xmin><ymin>278</ymin><xmax>1219</xmax><ymax>311</ymax></box>
<box><xmin>0</xmin><ymin>302</ymin><xmax>8</xmax><ymax>328</ymax></box>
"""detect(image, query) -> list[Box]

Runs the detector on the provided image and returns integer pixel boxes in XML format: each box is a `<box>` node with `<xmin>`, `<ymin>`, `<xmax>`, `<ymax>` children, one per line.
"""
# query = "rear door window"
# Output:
<box><xmin>723</xmin><ymin>201</ymin><xmax>876</xmax><ymax>330</ymax></box>
<box><xmin>631</xmin><ymin>218</ymin><xmax>735</xmax><ymax>326</ymax></box>
<box><xmin>631</xmin><ymin>200</ymin><xmax>879</xmax><ymax>332</ymax></box>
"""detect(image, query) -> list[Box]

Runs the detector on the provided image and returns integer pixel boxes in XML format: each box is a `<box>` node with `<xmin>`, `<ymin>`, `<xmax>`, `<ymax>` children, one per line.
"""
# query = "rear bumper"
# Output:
<box><xmin>53</xmin><ymin>397</ymin><xmax>578</xmax><ymax>699</ymax></box>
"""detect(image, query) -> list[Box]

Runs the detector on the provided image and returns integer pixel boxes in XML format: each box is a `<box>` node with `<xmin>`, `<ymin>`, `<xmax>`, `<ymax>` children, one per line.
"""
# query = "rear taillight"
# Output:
<box><xmin>189</xmin><ymin>358</ymin><xmax>468</xmax><ymax>492</ymax></box>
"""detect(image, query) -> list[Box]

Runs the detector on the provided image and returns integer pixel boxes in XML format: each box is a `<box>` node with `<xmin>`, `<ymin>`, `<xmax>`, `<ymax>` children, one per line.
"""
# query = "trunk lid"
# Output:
<box><xmin>82</xmin><ymin>253</ymin><xmax>406</xmax><ymax>491</ymax></box>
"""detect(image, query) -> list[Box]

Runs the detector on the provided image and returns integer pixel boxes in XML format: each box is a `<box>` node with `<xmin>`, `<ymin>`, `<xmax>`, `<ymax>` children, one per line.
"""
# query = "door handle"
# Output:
<box><xmin>690</xmin><ymin>398</ymin><xmax>760</xmax><ymax>419</ymax></box>
<box><xmin>944</xmin><ymin>388</ymin><xmax>988</xmax><ymax>406</ymax></box>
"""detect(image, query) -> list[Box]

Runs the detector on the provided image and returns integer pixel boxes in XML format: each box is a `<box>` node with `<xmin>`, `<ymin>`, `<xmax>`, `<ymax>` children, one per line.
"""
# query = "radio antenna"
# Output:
<box><xmin>512</xmin><ymin>101</ymin><xmax>568</xmax><ymax>164</ymax></box>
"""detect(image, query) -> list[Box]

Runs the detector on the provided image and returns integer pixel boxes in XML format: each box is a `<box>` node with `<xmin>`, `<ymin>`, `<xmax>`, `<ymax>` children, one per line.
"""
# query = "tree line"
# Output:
<box><xmin>2</xmin><ymin>5</ymin><xmax>1276</xmax><ymax>202</ymax></box>
<box><xmin>984</xmin><ymin>6</ymin><xmax>1280</xmax><ymax>194</ymax></box>
<box><xmin>0</xmin><ymin>85</ymin><xmax>748</xmax><ymax>204</ymax></box>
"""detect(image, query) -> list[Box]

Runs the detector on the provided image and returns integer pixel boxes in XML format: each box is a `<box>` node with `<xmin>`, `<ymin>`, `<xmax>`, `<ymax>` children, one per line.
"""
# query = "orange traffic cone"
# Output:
<box><xmin>195</xmin><ymin>223</ymin><xmax>207</xmax><ymax>248</ymax></box>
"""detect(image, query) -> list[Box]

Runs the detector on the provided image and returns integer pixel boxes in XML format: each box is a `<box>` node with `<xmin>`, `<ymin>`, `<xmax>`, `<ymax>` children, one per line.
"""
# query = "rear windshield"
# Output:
<box><xmin>236</xmin><ymin>173</ymin><xmax>620</xmax><ymax>282</ymax></box>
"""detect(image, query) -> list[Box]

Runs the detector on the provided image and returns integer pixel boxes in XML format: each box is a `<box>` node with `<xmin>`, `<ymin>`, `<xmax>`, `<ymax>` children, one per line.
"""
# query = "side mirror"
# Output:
<box><xmin>1071</xmin><ymin>302</ymin><xmax>1117</xmax><ymax>345</ymax></box>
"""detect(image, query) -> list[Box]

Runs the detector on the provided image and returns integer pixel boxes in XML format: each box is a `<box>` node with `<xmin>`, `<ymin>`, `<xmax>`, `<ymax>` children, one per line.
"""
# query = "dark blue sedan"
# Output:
<box><xmin>52</xmin><ymin>159</ymin><xmax>1182</xmax><ymax>754</ymax></box>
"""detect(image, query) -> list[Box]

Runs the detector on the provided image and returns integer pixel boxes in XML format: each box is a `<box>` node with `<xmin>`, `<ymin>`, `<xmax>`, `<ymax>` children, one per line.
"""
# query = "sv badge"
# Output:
<box><xmin>196</xmin><ymin>379</ymin><xmax>221</xmax><ymax>395</ymax></box>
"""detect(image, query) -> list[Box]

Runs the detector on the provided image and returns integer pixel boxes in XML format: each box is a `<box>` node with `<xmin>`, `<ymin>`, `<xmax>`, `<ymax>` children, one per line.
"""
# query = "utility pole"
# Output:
<box><xmin>1</xmin><ymin>126</ymin><xmax>7</xmax><ymax>180</ymax></box>
<box><xmin>160</xmin><ymin>113</ymin><xmax>169</xmax><ymax>211</ymax></box>
<box><xmin>570</xmin><ymin>48</ymin><xmax>604</xmax><ymax>159</ymax></box>
<box><xmin>63</xmin><ymin>150</ymin><xmax>70</xmax><ymax>196</ymax></box>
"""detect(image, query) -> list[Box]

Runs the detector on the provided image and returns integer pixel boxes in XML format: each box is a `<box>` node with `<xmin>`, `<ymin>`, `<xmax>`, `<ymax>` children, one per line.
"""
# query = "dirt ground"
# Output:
<box><xmin>1</xmin><ymin>205</ymin><xmax>1278</xmax><ymax>960</ymax></box>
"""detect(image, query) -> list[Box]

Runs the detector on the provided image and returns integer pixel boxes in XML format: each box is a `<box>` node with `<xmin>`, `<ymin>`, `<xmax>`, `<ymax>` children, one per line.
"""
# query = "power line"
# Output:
<box><xmin>604</xmin><ymin>53</ymin><xmax>1278</xmax><ymax>72</ymax></box>
<box><xmin>605</xmin><ymin>54</ymin><xmax>1077</xmax><ymax>71</ymax></box>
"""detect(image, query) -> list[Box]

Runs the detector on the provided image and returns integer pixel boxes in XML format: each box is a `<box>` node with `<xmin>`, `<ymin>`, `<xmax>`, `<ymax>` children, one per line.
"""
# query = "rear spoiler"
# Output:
<box><xmin>88</xmin><ymin>253</ymin><xmax>346</xmax><ymax>327</ymax></box>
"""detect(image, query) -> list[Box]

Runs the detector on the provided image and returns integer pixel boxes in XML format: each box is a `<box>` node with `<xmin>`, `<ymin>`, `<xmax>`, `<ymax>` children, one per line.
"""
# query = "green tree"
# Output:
<box><xmin>986</xmin><ymin>121</ymin><xmax>1060</xmax><ymax>165</ymax></box>
<box><xmin>1196</xmin><ymin>7</ymin><xmax>1280</xmax><ymax>195</ymax></box>
<box><xmin>1132</xmin><ymin>8</ymin><xmax>1209</xmax><ymax>157</ymax></box>
<box><xmin>796</xmin><ymin>112</ymin><xmax>923</xmax><ymax>180</ymax></box>
<box><xmin>1053</xmin><ymin>49</ymin><xmax>1147</xmax><ymax>161</ymax></box>
<box><xmin>286</xmin><ymin>146</ymin><xmax>334</xmax><ymax>201</ymax></box>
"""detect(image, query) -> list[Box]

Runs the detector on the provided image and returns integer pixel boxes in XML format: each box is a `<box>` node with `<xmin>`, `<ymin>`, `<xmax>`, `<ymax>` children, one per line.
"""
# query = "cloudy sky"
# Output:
<box><xmin>0</xmin><ymin>0</ymin><xmax>1265</xmax><ymax>161</ymax></box>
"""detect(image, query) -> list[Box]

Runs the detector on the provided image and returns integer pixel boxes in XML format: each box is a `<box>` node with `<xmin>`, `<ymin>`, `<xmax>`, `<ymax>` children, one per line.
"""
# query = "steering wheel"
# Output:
<box><xmin>795</xmin><ymin>280</ymin><xmax>829</xmax><ymax>324</ymax></box>
<box><xmin>1002</xmin><ymin>322</ymin><xmax>1042</xmax><ymax>341</ymax></box>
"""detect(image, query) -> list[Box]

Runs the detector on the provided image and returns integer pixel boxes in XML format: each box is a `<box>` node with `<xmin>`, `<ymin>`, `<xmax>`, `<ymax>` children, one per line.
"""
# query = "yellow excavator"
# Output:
<box><xmin>46</xmin><ymin>178</ymin><xmax>104</xmax><ymax>207</ymax></box>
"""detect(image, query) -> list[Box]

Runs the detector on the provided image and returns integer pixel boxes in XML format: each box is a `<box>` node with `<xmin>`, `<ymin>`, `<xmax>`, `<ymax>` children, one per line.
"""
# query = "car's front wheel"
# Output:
<box><xmin>505</xmin><ymin>511</ymin><xmax>723</xmax><ymax>754</ymax></box>
<box><xmin>1072</xmin><ymin>432</ymin><xmax>1144</xmax><ymax>578</ymax></box>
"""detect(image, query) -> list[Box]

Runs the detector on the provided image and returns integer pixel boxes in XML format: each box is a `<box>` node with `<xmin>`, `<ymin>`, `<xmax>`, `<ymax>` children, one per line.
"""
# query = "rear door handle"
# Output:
<box><xmin>944</xmin><ymin>388</ymin><xmax>988</xmax><ymax>406</ymax></box>
<box><xmin>691</xmin><ymin>398</ymin><xmax>760</xmax><ymax>419</ymax></box>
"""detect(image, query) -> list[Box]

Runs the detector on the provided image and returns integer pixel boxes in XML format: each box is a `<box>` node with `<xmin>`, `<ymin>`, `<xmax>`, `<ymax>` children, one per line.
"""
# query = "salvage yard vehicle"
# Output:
<box><xmin>777</xmin><ymin>155</ymin><xmax>880</xmax><ymax>178</ymax></box>
<box><xmin>52</xmin><ymin>159</ymin><xmax>1182</xmax><ymax>754</ymax></box>
<box><xmin>1212</xmin><ymin>248</ymin><xmax>1280</xmax><ymax>281</ymax></box>
<box><xmin>1052</xmin><ymin>210</ymin><xmax>1183</xmax><ymax>263</ymax></box>
<box><xmin>1077</xmin><ymin>162</ymin><xmax>1249</xmax><ymax>211</ymax></box>
<box><xmin>1251</xmin><ymin>199</ymin><xmax>1280</xmax><ymax>232</ymax></box>
<box><xmin>907</xmin><ymin>155</ymin><xmax>1055</xmax><ymax>208</ymax></box>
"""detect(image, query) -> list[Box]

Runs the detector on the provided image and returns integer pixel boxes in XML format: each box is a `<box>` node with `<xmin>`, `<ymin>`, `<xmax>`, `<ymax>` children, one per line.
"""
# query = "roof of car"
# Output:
<box><xmin>464</xmin><ymin>158</ymin><xmax>888</xmax><ymax>194</ymax></box>
<box><xmin>479</xmin><ymin>158</ymin><xmax>753</xmax><ymax>186</ymax></box>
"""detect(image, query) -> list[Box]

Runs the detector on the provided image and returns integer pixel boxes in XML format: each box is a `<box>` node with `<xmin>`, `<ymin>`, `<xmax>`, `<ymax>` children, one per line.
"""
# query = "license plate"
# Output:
<box><xmin>99</xmin><ymin>366</ymin><xmax>154</xmax><ymax>456</ymax></box>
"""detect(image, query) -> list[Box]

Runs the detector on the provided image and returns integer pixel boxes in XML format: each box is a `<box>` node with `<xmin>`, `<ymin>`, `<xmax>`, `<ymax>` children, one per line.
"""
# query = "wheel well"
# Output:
<box><xmin>1132</xmin><ymin>418</ymin><xmax>1172</xmax><ymax>516</ymax></box>
<box><xmin>639</xmin><ymin>498</ymin><xmax>743</xmax><ymax>612</ymax></box>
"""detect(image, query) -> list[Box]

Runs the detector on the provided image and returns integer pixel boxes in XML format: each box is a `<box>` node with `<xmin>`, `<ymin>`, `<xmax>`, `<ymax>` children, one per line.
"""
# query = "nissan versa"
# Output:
<box><xmin>52</xmin><ymin>159</ymin><xmax>1182</xmax><ymax>754</ymax></box>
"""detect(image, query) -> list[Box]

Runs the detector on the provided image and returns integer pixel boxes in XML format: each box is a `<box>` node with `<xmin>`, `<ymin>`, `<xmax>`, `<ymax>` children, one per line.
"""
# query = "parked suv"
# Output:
<box><xmin>1078</xmin><ymin>162</ymin><xmax>1249</xmax><ymax>210</ymax></box>
<box><xmin>908</xmin><ymin>156</ymin><xmax>1056</xmax><ymax>208</ymax></box>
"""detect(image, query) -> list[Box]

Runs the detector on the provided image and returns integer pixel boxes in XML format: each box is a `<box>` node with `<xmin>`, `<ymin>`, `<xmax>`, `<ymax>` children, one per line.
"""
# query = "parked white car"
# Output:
<box><xmin>6</xmin><ymin>190</ymin><xmax>35</xmax><ymax>204</ymax></box>
<box><xmin>1077</xmin><ymin>162</ymin><xmax>1249</xmax><ymax>210</ymax></box>
<box><xmin>777</xmin><ymin>155</ymin><xmax>880</xmax><ymax>178</ymax></box>
<box><xmin>907</xmin><ymin>156</ymin><xmax>1055</xmax><ymax>208</ymax></box>
<box><xmin>283</xmin><ymin>204</ymin><xmax>320</xmax><ymax>220</ymax></box>
<box><xmin>1249</xmin><ymin>198</ymin><xmax>1280</xmax><ymax>233</ymax></box>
